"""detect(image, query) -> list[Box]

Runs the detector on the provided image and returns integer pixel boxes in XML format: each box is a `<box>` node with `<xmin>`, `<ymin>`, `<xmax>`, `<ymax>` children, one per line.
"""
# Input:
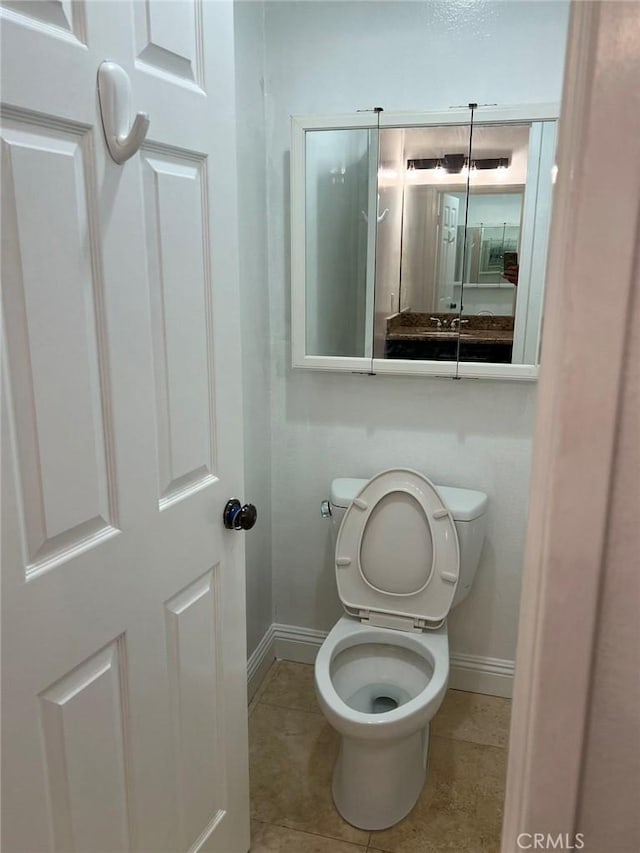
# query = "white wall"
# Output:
<box><xmin>261</xmin><ymin>1</ymin><xmax>569</xmax><ymax>665</ymax></box>
<box><xmin>463</xmin><ymin>193</ymin><xmax>523</xmax><ymax>227</ymax></box>
<box><xmin>453</xmin><ymin>284</ymin><xmax>516</xmax><ymax>316</ymax></box>
<box><xmin>234</xmin><ymin>0</ymin><xmax>273</xmax><ymax>657</ymax></box>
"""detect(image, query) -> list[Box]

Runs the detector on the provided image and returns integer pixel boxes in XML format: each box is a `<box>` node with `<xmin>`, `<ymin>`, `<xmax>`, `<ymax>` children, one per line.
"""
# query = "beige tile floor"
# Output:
<box><xmin>249</xmin><ymin>660</ymin><xmax>511</xmax><ymax>853</ymax></box>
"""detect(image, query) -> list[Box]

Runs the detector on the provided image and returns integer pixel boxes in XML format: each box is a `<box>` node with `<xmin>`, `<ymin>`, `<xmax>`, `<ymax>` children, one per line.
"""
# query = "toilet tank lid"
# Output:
<box><xmin>330</xmin><ymin>477</ymin><xmax>488</xmax><ymax>521</ymax></box>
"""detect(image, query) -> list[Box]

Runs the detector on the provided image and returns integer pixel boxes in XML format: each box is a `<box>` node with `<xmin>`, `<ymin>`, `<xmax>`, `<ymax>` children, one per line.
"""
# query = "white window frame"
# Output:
<box><xmin>290</xmin><ymin>103</ymin><xmax>559</xmax><ymax>380</ymax></box>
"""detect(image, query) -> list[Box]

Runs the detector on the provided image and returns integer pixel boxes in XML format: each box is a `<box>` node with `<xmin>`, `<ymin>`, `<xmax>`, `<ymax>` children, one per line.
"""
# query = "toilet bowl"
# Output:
<box><xmin>315</xmin><ymin>615</ymin><xmax>449</xmax><ymax>830</ymax></box>
<box><xmin>315</xmin><ymin>469</ymin><xmax>487</xmax><ymax>830</ymax></box>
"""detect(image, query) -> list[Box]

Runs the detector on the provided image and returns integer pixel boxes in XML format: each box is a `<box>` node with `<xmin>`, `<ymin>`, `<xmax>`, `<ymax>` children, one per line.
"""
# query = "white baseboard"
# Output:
<box><xmin>448</xmin><ymin>651</ymin><xmax>514</xmax><ymax>698</ymax></box>
<box><xmin>247</xmin><ymin>624</ymin><xmax>276</xmax><ymax>701</ymax></box>
<box><xmin>257</xmin><ymin>622</ymin><xmax>514</xmax><ymax>699</ymax></box>
<box><xmin>272</xmin><ymin>623</ymin><xmax>327</xmax><ymax>664</ymax></box>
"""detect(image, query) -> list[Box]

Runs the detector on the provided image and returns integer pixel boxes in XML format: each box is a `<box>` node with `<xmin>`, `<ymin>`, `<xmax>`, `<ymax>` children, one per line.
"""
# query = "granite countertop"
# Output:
<box><xmin>385</xmin><ymin>312</ymin><xmax>514</xmax><ymax>345</ymax></box>
<box><xmin>386</xmin><ymin>326</ymin><xmax>514</xmax><ymax>344</ymax></box>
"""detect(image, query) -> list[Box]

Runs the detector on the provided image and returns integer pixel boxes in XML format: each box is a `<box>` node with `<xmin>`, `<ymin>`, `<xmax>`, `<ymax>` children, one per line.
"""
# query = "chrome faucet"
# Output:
<box><xmin>429</xmin><ymin>317</ymin><xmax>443</xmax><ymax>329</ymax></box>
<box><xmin>450</xmin><ymin>317</ymin><xmax>469</xmax><ymax>330</ymax></box>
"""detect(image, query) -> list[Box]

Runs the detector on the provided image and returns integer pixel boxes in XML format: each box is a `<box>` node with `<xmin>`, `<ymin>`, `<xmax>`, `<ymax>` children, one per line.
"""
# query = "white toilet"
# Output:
<box><xmin>314</xmin><ymin>468</ymin><xmax>488</xmax><ymax>831</ymax></box>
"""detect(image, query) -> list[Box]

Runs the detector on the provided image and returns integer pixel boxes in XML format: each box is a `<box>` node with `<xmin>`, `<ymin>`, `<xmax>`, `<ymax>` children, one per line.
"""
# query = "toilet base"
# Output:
<box><xmin>331</xmin><ymin>723</ymin><xmax>430</xmax><ymax>831</ymax></box>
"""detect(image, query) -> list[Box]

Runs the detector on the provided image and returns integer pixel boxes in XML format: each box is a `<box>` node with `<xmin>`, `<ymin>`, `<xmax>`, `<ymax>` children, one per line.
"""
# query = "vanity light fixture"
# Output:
<box><xmin>406</xmin><ymin>154</ymin><xmax>511</xmax><ymax>173</ymax></box>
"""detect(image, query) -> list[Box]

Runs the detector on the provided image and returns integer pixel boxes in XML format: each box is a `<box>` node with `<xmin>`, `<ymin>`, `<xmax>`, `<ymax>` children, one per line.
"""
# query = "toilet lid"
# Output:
<box><xmin>335</xmin><ymin>469</ymin><xmax>460</xmax><ymax>629</ymax></box>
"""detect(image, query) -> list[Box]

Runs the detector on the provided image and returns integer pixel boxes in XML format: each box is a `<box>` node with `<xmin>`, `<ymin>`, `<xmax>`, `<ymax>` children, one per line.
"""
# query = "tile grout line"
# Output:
<box><xmin>255</xmin><ymin>697</ymin><xmax>324</xmax><ymax>716</ymax></box>
<box><xmin>251</xmin><ymin>816</ymin><xmax>371</xmax><ymax>849</ymax></box>
<box><xmin>430</xmin><ymin>730</ymin><xmax>510</xmax><ymax>749</ymax></box>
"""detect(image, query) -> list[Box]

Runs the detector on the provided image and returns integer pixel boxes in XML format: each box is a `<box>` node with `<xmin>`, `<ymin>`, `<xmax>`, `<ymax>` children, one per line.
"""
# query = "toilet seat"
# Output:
<box><xmin>335</xmin><ymin>469</ymin><xmax>460</xmax><ymax>630</ymax></box>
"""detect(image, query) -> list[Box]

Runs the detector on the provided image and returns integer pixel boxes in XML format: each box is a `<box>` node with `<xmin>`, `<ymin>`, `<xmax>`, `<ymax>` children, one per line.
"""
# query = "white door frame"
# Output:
<box><xmin>502</xmin><ymin>1</ymin><xmax>640</xmax><ymax>849</ymax></box>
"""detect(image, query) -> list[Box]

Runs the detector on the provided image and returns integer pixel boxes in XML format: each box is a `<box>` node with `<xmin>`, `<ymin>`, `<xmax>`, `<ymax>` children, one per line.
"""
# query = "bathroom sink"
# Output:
<box><xmin>422</xmin><ymin>330</ymin><xmax>458</xmax><ymax>339</ymax></box>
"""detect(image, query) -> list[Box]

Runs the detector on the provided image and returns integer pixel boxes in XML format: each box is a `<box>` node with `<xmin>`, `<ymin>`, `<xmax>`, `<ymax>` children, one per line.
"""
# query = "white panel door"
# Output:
<box><xmin>436</xmin><ymin>193</ymin><xmax>459</xmax><ymax>310</ymax></box>
<box><xmin>1</xmin><ymin>1</ymin><xmax>250</xmax><ymax>851</ymax></box>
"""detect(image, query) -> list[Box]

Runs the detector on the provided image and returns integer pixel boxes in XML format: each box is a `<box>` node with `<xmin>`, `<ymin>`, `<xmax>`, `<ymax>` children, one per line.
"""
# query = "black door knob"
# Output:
<box><xmin>223</xmin><ymin>499</ymin><xmax>257</xmax><ymax>531</ymax></box>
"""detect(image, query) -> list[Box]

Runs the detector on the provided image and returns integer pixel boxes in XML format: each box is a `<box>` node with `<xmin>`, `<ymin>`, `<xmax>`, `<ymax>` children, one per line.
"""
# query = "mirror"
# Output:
<box><xmin>458</xmin><ymin>123</ymin><xmax>531</xmax><ymax>365</ymax></box>
<box><xmin>304</xmin><ymin>128</ymin><xmax>375</xmax><ymax>358</ymax></box>
<box><xmin>392</xmin><ymin>125</ymin><xmax>473</xmax><ymax>315</ymax></box>
<box><xmin>377</xmin><ymin>121</ymin><xmax>472</xmax><ymax>360</ymax></box>
<box><xmin>380</xmin><ymin>122</ymin><xmax>534</xmax><ymax>366</ymax></box>
<box><xmin>291</xmin><ymin>107</ymin><xmax>557</xmax><ymax>379</ymax></box>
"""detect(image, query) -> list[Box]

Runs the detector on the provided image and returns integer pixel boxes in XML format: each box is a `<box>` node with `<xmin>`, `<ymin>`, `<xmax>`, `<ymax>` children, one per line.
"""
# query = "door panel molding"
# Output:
<box><xmin>140</xmin><ymin>146</ymin><xmax>217</xmax><ymax>508</ymax></box>
<box><xmin>1</xmin><ymin>113</ymin><xmax>118</xmax><ymax>576</ymax></box>
<box><xmin>165</xmin><ymin>567</ymin><xmax>227</xmax><ymax>850</ymax></box>
<box><xmin>134</xmin><ymin>0</ymin><xmax>205</xmax><ymax>93</ymax></box>
<box><xmin>39</xmin><ymin>636</ymin><xmax>134</xmax><ymax>852</ymax></box>
<box><xmin>1</xmin><ymin>0</ymin><xmax>87</xmax><ymax>47</ymax></box>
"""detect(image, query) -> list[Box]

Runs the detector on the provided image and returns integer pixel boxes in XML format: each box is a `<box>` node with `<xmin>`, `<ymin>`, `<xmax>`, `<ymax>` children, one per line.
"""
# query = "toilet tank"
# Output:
<box><xmin>329</xmin><ymin>477</ymin><xmax>488</xmax><ymax>609</ymax></box>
